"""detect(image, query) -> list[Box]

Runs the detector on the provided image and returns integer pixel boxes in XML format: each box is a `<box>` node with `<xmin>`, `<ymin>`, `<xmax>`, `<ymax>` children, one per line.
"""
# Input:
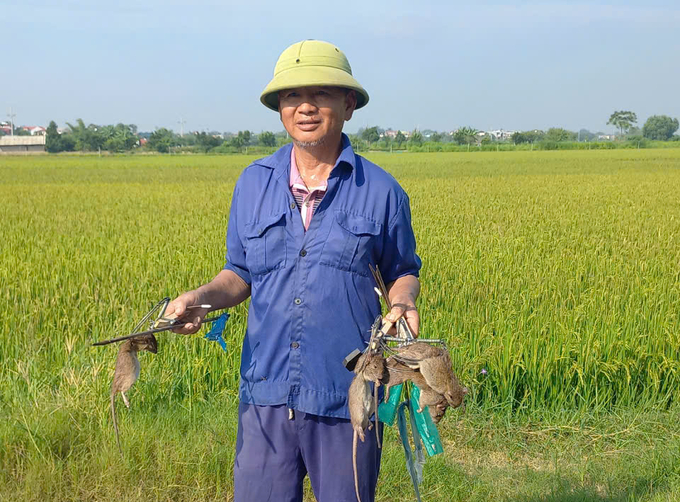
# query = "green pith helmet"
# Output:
<box><xmin>260</xmin><ymin>40</ymin><xmax>369</xmax><ymax>112</ymax></box>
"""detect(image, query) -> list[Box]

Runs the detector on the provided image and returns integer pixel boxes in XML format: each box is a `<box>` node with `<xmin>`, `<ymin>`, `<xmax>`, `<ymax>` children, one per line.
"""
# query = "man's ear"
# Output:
<box><xmin>344</xmin><ymin>90</ymin><xmax>357</xmax><ymax>121</ymax></box>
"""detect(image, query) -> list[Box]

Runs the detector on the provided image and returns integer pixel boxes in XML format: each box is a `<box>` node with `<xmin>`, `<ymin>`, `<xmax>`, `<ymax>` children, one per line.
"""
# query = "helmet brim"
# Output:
<box><xmin>260</xmin><ymin>66</ymin><xmax>369</xmax><ymax>112</ymax></box>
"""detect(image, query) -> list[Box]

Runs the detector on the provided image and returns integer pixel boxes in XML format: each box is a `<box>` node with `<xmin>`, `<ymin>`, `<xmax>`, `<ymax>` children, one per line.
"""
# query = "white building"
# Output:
<box><xmin>21</xmin><ymin>126</ymin><xmax>47</xmax><ymax>136</ymax></box>
<box><xmin>383</xmin><ymin>129</ymin><xmax>411</xmax><ymax>139</ymax></box>
<box><xmin>486</xmin><ymin>129</ymin><xmax>517</xmax><ymax>141</ymax></box>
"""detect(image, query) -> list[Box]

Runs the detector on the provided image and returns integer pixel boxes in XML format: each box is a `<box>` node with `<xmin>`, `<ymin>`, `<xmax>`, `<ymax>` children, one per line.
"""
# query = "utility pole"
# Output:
<box><xmin>178</xmin><ymin>116</ymin><xmax>186</xmax><ymax>137</ymax></box>
<box><xmin>7</xmin><ymin>107</ymin><xmax>16</xmax><ymax>136</ymax></box>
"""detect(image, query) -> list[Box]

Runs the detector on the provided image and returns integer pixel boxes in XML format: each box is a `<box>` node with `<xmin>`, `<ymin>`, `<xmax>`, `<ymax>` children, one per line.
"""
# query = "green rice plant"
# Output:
<box><xmin>3</xmin><ymin>150</ymin><xmax>680</xmax><ymax>413</ymax></box>
<box><xmin>2</xmin><ymin>149</ymin><xmax>680</xmax><ymax>500</ymax></box>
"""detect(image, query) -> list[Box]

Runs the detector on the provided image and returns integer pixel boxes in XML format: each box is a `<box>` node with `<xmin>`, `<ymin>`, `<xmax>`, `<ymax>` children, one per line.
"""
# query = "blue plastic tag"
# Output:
<box><xmin>204</xmin><ymin>313</ymin><xmax>229</xmax><ymax>352</ymax></box>
<box><xmin>378</xmin><ymin>383</ymin><xmax>403</xmax><ymax>426</ymax></box>
<box><xmin>410</xmin><ymin>384</ymin><xmax>444</xmax><ymax>457</ymax></box>
<box><xmin>397</xmin><ymin>401</ymin><xmax>423</xmax><ymax>501</ymax></box>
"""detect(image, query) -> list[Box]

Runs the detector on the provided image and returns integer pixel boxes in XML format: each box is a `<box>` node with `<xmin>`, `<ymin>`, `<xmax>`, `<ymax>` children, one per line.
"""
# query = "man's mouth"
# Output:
<box><xmin>296</xmin><ymin>121</ymin><xmax>321</xmax><ymax>131</ymax></box>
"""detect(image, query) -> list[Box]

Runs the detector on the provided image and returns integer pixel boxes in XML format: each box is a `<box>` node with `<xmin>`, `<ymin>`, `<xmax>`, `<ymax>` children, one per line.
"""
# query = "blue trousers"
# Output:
<box><xmin>233</xmin><ymin>403</ymin><xmax>382</xmax><ymax>502</ymax></box>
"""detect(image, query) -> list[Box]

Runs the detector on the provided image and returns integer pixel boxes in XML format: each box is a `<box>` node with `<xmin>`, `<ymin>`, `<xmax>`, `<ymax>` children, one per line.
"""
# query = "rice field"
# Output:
<box><xmin>2</xmin><ymin>149</ymin><xmax>680</xmax><ymax>501</ymax></box>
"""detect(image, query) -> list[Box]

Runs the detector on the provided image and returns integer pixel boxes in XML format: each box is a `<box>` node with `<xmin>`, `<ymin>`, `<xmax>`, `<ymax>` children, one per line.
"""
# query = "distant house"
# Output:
<box><xmin>0</xmin><ymin>135</ymin><xmax>46</xmax><ymax>153</ymax></box>
<box><xmin>383</xmin><ymin>129</ymin><xmax>410</xmax><ymax>139</ymax></box>
<box><xmin>487</xmin><ymin>129</ymin><xmax>516</xmax><ymax>141</ymax></box>
<box><xmin>21</xmin><ymin>126</ymin><xmax>47</xmax><ymax>136</ymax></box>
<box><xmin>598</xmin><ymin>134</ymin><xmax>617</xmax><ymax>141</ymax></box>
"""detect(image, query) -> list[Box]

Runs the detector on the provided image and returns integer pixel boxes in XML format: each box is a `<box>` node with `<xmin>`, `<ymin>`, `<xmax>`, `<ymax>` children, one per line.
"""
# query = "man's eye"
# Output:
<box><xmin>316</xmin><ymin>90</ymin><xmax>328</xmax><ymax>96</ymax></box>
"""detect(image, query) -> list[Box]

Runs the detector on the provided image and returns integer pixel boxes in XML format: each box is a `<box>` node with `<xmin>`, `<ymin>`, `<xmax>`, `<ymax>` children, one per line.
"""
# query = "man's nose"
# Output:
<box><xmin>298</xmin><ymin>98</ymin><xmax>318</xmax><ymax>114</ymax></box>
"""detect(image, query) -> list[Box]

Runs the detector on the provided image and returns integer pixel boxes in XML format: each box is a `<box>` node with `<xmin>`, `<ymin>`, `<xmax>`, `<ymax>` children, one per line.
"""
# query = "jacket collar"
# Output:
<box><xmin>253</xmin><ymin>133</ymin><xmax>356</xmax><ymax>173</ymax></box>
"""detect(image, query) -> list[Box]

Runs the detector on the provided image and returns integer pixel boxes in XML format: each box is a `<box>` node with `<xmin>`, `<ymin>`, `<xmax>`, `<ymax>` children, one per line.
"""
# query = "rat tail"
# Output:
<box><xmin>353</xmin><ymin>432</ymin><xmax>362</xmax><ymax>502</ymax></box>
<box><xmin>111</xmin><ymin>392</ymin><xmax>123</xmax><ymax>458</ymax></box>
<box><xmin>374</xmin><ymin>384</ymin><xmax>381</xmax><ymax>449</ymax></box>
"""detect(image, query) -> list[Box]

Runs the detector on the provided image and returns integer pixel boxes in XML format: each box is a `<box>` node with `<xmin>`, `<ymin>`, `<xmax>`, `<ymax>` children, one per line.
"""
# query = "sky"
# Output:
<box><xmin>2</xmin><ymin>0</ymin><xmax>679</xmax><ymax>134</ymax></box>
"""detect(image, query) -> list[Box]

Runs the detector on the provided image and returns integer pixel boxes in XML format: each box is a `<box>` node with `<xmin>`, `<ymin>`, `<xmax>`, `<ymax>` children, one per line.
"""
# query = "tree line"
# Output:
<box><xmin>43</xmin><ymin>120</ymin><xmax>289</xmax><ymax>154</ymax></box>
<box><xmin>353</xmin><ymin>113</ymin><xmax>678</xmax><ymax>151</ymax></box>
<box><xmin>606</xmin><ymin>111</ymin><xmax>679</xmax><ymax>141</ymax></box>
<box><xmin>37</xmin><ymin>111</ymin><xmax>680</xmax><ymax>154</ymax></box>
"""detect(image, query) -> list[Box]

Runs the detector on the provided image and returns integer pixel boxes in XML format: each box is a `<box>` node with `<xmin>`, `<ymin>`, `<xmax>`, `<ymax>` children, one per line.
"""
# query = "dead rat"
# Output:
<box><xmin>428</xmin><ymin>395</ymin><xmax>450</xmax><ymax>424</ymax></box>
<box><xmin>349</xmin><ymin>351</ymin><xmax>386</xmax><ymax>502</ymax></box>
<box><xmin>409</xmin><ymin>368</ymin><xmax>449</xmax><ymax>413</ymax></box>
<box><xmin>391</xmin><ymin>343</ymin><xmax>468</xmax><ymax>409</ymax></box>
<box><xmin>385</xmin><ymin>358</ymin><xmax>449</xmax><ymax>417</ymax></box>
<box><xmin>392</xmin><ymin>341</ymin><xmax>443</xmax><ymax>361</ymax></box>
<box><xmin>110</xmin><ymin>334</ymin><xmax>157</xmax><ymax>456</ymax></box>
<box><xmin>417</xmin><ymin>352</ymin><xmax>468</xmax><ymax>409</ymax></box>
<box><xmin>384</xmin><ymin>343</ymin><xmax>443</xmax><ymax>401</ymax></box>
<box><xmin>383</xmin><ymin>357</ymin><xmax>415</xmax><ymax>400</ymax></box>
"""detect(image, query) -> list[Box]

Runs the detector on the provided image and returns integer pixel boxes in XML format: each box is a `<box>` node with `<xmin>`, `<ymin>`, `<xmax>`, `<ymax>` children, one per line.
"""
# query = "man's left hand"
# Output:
<box><xmin>384</xmin><ymin>274</ymin><xmax>421</xmax><ymax>337</ymax></box>
<box><xmin>385</xmin><ymin>303</ymin><xmax>419</xmax><ymax>337</ymax></box>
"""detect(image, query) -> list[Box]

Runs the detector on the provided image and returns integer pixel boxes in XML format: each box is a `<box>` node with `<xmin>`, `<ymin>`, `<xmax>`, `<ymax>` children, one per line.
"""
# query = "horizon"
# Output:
<box><xmin>0</xmin><ymin>122</ymin><xmax>625</xmax><ymax>138</ymax></box>
<box><xmin>3</xmin><ymin>0</ymin><xmax>679</xmax><ymax>135</ymax></box>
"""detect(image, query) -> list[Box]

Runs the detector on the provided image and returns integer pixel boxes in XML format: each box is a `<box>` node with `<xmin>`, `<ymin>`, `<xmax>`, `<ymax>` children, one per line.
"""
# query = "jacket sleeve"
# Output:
<box><xmin>378</xmin><ymin>191</ymin><xmax>421</xmax><ymax>285</ymax></box>
<box><xmin>223</xmin><ymin>182</ymin><xmax>252</xmax><ymax>285</ymax></box>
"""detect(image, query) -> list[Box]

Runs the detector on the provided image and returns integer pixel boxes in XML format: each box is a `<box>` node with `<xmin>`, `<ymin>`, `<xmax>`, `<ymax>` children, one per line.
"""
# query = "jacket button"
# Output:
<box><xmin>294</xmin><ymin>298</ymin><xmax>302</xmax><ymax>305</ymax></box>
<box><xmin>291</xmin><ymin>342</ymin><xmax>300</xmax><ymax>349</ymax></box>
<box><xmin>290</xmin><ymin>202</ymin><xmax>297</xmax><ymax>209</ymax></box>
<box><xmin>299</xmin><ymin>249</ymin><xmax>307</xmax><ymax>257</ymax></box>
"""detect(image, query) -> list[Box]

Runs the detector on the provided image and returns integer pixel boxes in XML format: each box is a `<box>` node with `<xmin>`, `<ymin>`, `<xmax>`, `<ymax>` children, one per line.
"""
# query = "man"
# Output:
<box><xmin>167</xmin><ymin>40</ymin><xmax>421</xmax><ymax>501</ymax></box>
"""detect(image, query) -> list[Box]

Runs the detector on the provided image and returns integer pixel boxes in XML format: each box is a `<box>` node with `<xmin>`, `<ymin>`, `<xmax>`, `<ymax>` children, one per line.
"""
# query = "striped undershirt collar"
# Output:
<box><xmin>289</xmin><ymin>147</ymin><xmax>327</xmax><ymax>230</ymax></box>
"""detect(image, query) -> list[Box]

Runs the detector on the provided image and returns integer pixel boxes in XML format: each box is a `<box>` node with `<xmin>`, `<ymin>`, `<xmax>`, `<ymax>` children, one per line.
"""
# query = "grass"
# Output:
<box><xmin>2</xmin><ymin>149</ymin><xmax>680</xmax><ymax>500</ymax></box>
<box><xmin>4</xmin><ymin>402</ymin><xmax>680</xmax><ymax>501</ymax></box>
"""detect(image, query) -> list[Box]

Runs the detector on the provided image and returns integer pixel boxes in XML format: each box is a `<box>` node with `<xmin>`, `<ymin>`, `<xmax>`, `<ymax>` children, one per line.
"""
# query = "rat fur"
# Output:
<box><xmin>349</xmin><ymin>351</ymin><xmax>386</xmax><ymax>502</ymax></box>
<box><xmin>110</xmin><ymin>334</ymin><xmax>157</xmax><ymax>456</ymax></box>
<box><xmin>417</xmin><ymin>352</ymin><xmax>467</xmax><ymax>408</ymax></box>
<box><xmin>385</xmin><ymin>358</ymin><xmax>452</xmax><ymax>416</ymax></box>
<box><xmin>392</xmin><ymin>343</ymin><xmax>468</xmax><ymax>409</ymax></box>
<box><xmin>428</xmin><ymin>395</ymin><xmax>450</xmax><ymax>424</ymax></box>
<box><xmin>392</xmin><ymin>341</ymin><xmax>443</xmax><ymax>361</ymax></box>
<box><xmin>383</xmin><ymin>357</ymin><xmax>415</xmax><ymax>400</ymax></box>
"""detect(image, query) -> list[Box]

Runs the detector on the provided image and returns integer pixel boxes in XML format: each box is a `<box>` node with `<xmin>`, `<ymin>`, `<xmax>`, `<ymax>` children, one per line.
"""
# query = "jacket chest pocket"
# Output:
<box><xmin>320</xmin><ymin>211</ymin><xmax>382</xmax><ymax>275</ymax></box>
<box><xmin>244</xmin><ymin>212</ymin><xmax>287</xmax><ymax>276</ymax></box>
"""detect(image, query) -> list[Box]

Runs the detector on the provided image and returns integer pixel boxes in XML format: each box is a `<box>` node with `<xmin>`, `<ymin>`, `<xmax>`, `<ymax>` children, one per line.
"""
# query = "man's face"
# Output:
<box><xmin>278</xmin><ymin>86</ymin><xmax>356</xmax><ymax>148</ymax></box>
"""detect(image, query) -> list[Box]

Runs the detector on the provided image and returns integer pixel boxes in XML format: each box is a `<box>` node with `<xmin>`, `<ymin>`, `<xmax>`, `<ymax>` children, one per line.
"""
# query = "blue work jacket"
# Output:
<box><xmin>224</xmin><ymin>134</ymin><xmax>421</xmax><ymax>419</ymax></box>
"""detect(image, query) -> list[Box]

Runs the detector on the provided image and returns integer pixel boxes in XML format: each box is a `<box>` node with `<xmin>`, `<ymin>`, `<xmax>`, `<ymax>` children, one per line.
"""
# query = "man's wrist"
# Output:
<box><xmin>390</xmin><ymin>294</ymin><xmax>416</xmax><ymax>309</ymax></box>
<box><xmin>186</xmin><ymin>288</ymin><xmax>205</xmax><ymax>307</ymax></box>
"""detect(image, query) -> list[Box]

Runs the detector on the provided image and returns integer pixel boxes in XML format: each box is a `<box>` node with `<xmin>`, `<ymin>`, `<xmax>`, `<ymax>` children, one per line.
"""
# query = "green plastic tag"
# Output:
<box><xmin>410</xmin><ymin>385</ymin><xmax>444</xmax><ymax>457</ymax></box>
<box><xmin>378</xmin><ymin>383</ymin><xmax>403</xmax><ymax>426</ymax></box>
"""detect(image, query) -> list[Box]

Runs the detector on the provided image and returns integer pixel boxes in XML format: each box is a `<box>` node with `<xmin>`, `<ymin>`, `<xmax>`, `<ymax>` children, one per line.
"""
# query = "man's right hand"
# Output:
<box><xmin>164</xmin><ymin>269</ymin><xmax>250</xmax><ymax>335</ymax></box>
<box><xmin>166</xmin><ymin>291</ymin><xmax>210</xmax><ymax>335</ymax></box>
